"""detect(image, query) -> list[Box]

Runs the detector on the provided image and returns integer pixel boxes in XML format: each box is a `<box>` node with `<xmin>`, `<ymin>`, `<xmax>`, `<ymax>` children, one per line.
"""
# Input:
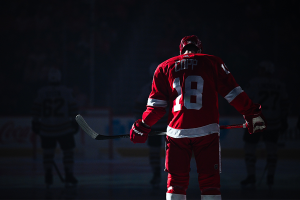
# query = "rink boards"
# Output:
<box><xmin>0</xmin><ymin>112</ymin><xmax>299</xmax><ymax>159</ymax></box>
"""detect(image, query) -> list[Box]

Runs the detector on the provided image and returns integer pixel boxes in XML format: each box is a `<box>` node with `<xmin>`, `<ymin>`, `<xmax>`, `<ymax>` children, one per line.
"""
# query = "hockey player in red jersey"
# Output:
<box><xmin>130</xmin><ymin>35</ymin><xmax>266</xmax><ymax>200</ymax></box>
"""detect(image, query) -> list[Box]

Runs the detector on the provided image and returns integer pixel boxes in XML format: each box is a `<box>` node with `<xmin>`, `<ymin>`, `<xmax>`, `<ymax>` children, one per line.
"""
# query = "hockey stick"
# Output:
<box><xmin>76</xmin><ymin>114</ymin><xmax>246</xmax><ymax>140</ymax></box>
<box><xmin>258</xmin><ymin>163</ymin><xmax>268</xmax><ymax>186</ymax></box>
<box><xmin>53</xmin><ymin>161</ymin><xmax>65</xmax><ymax>183</ymax></box>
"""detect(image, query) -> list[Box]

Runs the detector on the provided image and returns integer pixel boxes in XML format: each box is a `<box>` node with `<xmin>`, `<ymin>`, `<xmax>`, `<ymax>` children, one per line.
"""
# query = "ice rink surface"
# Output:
<box><xmin>0</xmin><ymin>156</ymin><xmax>299</xmax><ymax>200</ymax></box>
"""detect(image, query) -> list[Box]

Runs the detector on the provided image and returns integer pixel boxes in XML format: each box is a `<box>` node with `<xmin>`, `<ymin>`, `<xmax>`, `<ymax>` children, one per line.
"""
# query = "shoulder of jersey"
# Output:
<box><xmin>202</xmin><ymin>54</ymin><xmax>222</xmax><ymax>62</ymax></box>
<box><xmin>161</xmin><ymin>55</ymin><xmax>181</xmax><ymax>65</ymax></box>
<box><xmin>184</xmin><ymin>53</ymin><xmax>221</xmax><ymax>62</ymax></box>
<box><xmin>159</xmin><ymin>54</ymin><xmax>214</xmax><ymax>65</ymax></box>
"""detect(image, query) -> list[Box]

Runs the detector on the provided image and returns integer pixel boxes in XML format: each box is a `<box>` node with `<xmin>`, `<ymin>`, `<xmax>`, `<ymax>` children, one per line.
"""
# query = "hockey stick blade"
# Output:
<box><xmin>76</xmin><ymin>114</ymin><xmax>246</xmax><ymax>140</ymax></box>
<box><xmin>76</xmin><ymin>114</ymin><xmax>164</xmax><ymax>140</ymax></box>
<box><xmin>75</xmin><ymin>114</ymin><xmax>135</xmax><ymax>140</ymax></box>
<box><xmin>75</xmin><ymin>114</ymin><xmax>100</xmax><ymax>139</ymax></box>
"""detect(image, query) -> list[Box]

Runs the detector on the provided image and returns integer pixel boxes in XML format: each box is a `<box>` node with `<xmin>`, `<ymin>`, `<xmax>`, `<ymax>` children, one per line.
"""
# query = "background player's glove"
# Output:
<box><xmin>130</xmin><ymin>119</ymin><xmax>151</xmax><ymax>143</ymax></box>
<box><xmin>244</xmin><ymin>106</ymin><xmax>266</xmax><ymax>134</ymax></box>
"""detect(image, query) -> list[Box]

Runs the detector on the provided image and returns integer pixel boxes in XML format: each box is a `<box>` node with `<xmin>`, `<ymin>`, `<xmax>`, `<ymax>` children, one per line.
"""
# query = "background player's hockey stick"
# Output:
<box><xmin>76</xmin><ymin>114</ymin><xmax>246</xmax><ymax>140</ymax></box>
<box><xmin>53</xmin><ymin>161</ymin><xmax>65</xmax><ymax>183</ymax></box>
<box><xmin>258</xmin><ymin>163</ymin><xmax>268</xmax><ymax>186</ymax></box>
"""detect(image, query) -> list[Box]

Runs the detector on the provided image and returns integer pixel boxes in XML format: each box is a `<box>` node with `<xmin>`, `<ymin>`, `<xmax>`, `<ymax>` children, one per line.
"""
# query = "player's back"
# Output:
<box><xmin>153</xmin><ymin>53</ymin><xmax>224</xmax><ymax>138</ymax></box>
<box><xmin>33</xmin><ymin>85</ymin><xmax>78</xmax><ymax>136</ymax></box>
<box><xmin>246</xmin><ymin>77</ymin><xmax>288</xmax><ymax>128</ymax></box>
<box><xmin>37</xmin><ymin>85</ymin><xmax>73</xmax><ymax>118</ymax></box>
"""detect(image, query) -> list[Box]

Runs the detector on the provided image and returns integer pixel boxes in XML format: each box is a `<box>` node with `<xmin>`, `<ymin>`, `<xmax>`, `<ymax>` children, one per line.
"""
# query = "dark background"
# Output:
<box><xmin>0</xmin><ymin>1</ymin><xmax>300</xmax><ymax>199</ymax></box>
<box><xmin>1</xmin><ymin>0</ymin><xmax>300</xmax><ymax>117</ymax></box>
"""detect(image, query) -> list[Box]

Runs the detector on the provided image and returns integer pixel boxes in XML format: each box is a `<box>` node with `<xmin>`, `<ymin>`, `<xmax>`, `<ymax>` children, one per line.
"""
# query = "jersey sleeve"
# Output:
<box><xmin>214</xmin><ymin>57</ymin><xmax>259</xmax><ymax>115</ymax></box>
<box><xmin>142</xmin><ymin>65</ymin><xmax>168</xmax><ymax>127</ymax></box>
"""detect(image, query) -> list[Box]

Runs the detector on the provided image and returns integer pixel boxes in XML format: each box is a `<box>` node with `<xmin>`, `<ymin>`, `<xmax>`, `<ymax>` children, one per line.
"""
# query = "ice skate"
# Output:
<box><xmin>150</xmin><ymin>174</ymin><xmax>161</xmax><ymax>189</ymax></box>
<box><xmin>65</xmin><ymin>173</ymin><xmax>78</xmax><ymax>188</ymax></box>
<box><xmin>267</xmin><ymin>175</ymin><xmax>274</xmax><ymax>190</ymax></box>
<box><xmin>240</xmin><ymin>175</ymin><xmax>256</xmax><ymax>190</ymax></box>
<box><xmin>45</xmin><ymin>170</ymin><xmax>53</xmax><ymax>189</ymax></box>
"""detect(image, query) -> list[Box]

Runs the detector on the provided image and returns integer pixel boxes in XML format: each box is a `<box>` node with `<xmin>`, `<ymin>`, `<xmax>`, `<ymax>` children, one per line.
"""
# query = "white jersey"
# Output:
<box><xmin>245</xmin><ymin>77</ymin><xmax>288</xmax><ymax>130</ymax></box>
<box><xmin>32</xmin><ymin>84</ymin><xmax>78</xmax><ymax>137</ymax></box>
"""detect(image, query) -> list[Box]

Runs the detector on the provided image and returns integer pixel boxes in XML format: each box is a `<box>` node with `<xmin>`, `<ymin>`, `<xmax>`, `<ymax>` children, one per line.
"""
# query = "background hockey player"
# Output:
<box><xmin>240</xmin><ymin>61</ymin><xmax>289</xmax><ymax>189</ymax></box>
<box><xmin>129</xmin><ymin>35</ymin><xmax>266</xmax><ymax>200</ymax></box>
<box><xmin>134</xmin><ymin>62</ymin><xmax>169</xmax><ymax>189</ymax></box>
<box><xmin>31</xmin><ymin>68</ymin><xmax>79</xmax><ymax>188</ymax></box>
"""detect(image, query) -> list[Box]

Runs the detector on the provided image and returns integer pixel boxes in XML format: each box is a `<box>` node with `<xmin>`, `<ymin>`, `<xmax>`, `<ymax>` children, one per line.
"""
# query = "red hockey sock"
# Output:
<box><xmin>201</xmin><ymin>187</ymin><xmax>221</xmax><ymax>195</ymax></box>
<box><xmin>167</xmin><ymin>185</ymin><xmax>187</xmax><ymax>195</ymax></box>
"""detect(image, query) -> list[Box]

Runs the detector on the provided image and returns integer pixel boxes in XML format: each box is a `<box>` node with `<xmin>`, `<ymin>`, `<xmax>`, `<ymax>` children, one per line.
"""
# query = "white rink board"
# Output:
<box><xmin>76</xmin><ymin>116</ymin><xmax>111</xmax><ymax>159</ymax></box>
<box><xmin>110</xmin><ymin>116</ymin><xmax>247</xmax><ymax>149</ymax></box>
<box><xmin>0</xmin><ymin>117</ymin><xmax>34</xmax><ymax>148</ymax></box>
<box><xmin>219</xmin><ymin>117</ymin><xmax>246</xmax><ymax>149</ymax></box>
<box><xmin>0</xmin><ymin>116</ymin><xmax>112</xmax><ymax>159</ymax></box>
<box><xmin>219</xmin><ymin>117</ymin><xmax>300</xmax><ymax>149</ymax></box>
<box><xmin>0</xmin><ymin>116</ymin><xmax>299</xmax><ymax>159</ymax></box>
<box><xmin>110</xmin><ymin>116</ymin><xmax>300</xmax><ymax>150</ymax></box>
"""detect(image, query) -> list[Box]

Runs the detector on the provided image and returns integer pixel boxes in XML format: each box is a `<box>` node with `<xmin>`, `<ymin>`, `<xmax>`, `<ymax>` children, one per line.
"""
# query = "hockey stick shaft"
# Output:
<box><xmin>258</xmin><ymin>163</ymin><xmax>268</xmax><ymax>186</ymax></box>
<box><xmin>53</xmin><ymin>161</ymin><xmax>65</xmax><ymax>182</ymax></box>
<box><xmin>220</xmin><ymin>124</ymin><xmax>246</xmax><ymax>129</ymax></box>
<box><xmin>76</xmin><ymin>114</ymin><xmax>246</xmax><ymax>140</ymax></box>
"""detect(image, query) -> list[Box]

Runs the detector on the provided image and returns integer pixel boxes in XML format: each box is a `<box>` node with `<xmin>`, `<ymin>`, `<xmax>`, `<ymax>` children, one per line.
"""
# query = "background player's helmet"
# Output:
<box><xmin>258</xmin><ymin>61</ymin><xmax>275</xmax><ymax>75</ymax></box>
<box><xmin>179</xmin><ymin>35</ymin><xmax>203</xmax><ymax>54</ymax></box>
<box><xmin>48</xmin><ymin>68</ymin><xmax>62</xmax><ymax>83</ymax></box>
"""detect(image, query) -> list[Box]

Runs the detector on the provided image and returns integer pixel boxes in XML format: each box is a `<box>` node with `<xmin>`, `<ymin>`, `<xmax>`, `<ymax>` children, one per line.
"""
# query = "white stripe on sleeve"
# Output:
<box><xmin>147</xmin><ymin>98</ymin><xmax>168</xmax><ymax>107</ymax></box>
<box><xmin>224</xmin><ymin>86</ymin><xmax>243</xmax><ymax>103</ymax></box>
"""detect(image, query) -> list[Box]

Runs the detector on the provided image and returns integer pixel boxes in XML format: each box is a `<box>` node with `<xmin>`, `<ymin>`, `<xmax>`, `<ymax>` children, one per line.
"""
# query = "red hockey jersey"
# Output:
<box><xmin>142</xmin><ymin>53</ymin><xmax>258</xmax><ymax>138</ymax></box>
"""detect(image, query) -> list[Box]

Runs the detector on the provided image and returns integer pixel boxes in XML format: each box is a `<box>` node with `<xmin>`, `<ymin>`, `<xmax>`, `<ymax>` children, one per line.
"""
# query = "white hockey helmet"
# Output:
<box><xmin>48</xmin><ymin>68</ymin><xmax>62</xmax><ymax>83</ymax></box>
